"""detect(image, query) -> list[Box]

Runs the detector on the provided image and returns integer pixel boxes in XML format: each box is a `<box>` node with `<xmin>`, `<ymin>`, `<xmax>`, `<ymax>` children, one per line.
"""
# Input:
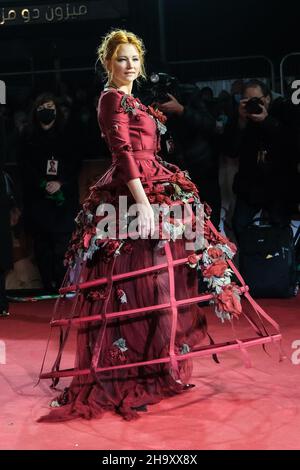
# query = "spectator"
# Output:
<box><xmin>18</xmin><ymin>92</ymin><xmax>81</xmax><ymax>293</ymax></box>
<box><xmin>0</xmin><ymin>168</ymin><xmax>13</xmax><ymax>316</ymax></box>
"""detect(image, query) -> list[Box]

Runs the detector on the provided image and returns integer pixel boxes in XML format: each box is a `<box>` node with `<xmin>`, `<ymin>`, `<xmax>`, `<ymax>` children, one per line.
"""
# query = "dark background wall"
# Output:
<box><xmin>0</xmin><ymin>0</ymin><xmax>298</xmax><ymax>73</ymax></box>
<box><xmin>164</xmin><ymin>0</ymin><xmax>297</xmax><ymax>61</ymax></box>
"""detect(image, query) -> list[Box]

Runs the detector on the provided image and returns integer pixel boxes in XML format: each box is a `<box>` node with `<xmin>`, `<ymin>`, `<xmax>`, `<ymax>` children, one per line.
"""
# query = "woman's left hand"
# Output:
<box><xmin>46</xmin><ymin>181</ymin><xmax>61</xmax><ymax>194</ymax></box>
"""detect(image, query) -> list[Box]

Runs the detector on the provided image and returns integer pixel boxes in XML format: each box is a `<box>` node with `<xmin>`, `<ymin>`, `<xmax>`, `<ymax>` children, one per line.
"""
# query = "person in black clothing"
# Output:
<box><xmin>158</xmin><ymin>88</ymin><xmax>222</xmax><ymax>228</ymax></box>
<box><xmin>0</xmin><ymin>170</ymin><xmax>13</xmax><ymax>316</ymax></box>
<box><xmin>226</xmin><ymin>79</ymin><xmax>294</xmax><ymax>240</ymax></box>
<box><xmin>0</xmin><ymin>103</ymin><xmax>12</xmax><ymax>316</ymax></box>
<box><xmin>18</xmin><ymin>93</ymin><xmax>81</xmax><ymax>293</ymax></box>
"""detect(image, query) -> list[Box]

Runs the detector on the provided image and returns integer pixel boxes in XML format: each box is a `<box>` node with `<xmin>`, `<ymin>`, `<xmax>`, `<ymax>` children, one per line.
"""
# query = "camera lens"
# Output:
<box><xmin>245</xmin><ymin>97</ymin><xmax>263</xmax><ymax>115</ymax></box>
<box><xmin>150</xmin><ymin>73</ymin><xmax>159</xmax><ymax>84</ymax></box>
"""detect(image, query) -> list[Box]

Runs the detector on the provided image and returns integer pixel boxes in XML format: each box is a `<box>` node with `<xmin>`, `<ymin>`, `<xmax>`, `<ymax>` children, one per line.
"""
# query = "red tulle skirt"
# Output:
<box><xmin>38</xmin><ymin>157</ymin><xmax>282</xmax><ymax>422</ymax></box>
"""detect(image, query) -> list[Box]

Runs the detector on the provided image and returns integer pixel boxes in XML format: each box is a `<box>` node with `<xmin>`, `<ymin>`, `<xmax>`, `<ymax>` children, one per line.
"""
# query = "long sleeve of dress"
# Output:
<box><xmin>98</xmin><ymin>91</ymin><xmax>142</xmax><ymax>184</ymax></box>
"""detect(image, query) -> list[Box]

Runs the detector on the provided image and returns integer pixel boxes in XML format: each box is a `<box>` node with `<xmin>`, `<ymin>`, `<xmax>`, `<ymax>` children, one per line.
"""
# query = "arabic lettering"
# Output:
<box><xmin>0</xmin><ymin>3</ymin><xmax>88</xmax><ymax>26</ymax></box>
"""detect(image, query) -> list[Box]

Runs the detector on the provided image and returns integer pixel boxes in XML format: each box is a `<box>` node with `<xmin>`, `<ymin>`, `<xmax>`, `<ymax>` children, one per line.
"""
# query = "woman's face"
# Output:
<box><xmin>109</xmin><ymin>43</ymin><xmax>141</xmax><ymax>86</ymax></box>
<box><xmin>36</xmin><ymin>100</ymin><xmax>56</xmax><ymax>128</ymax></box>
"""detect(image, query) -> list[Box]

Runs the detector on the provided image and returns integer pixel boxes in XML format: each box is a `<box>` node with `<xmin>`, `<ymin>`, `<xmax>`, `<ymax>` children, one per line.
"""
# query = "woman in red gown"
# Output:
<box><xmin>38</xmin><ymin>30</ymin><xmax>281</xmax><ymax>422</ymax></box>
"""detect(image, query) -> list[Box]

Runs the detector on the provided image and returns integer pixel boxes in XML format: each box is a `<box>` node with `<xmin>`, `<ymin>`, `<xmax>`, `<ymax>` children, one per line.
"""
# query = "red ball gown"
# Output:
<box><xmin>38</xmin><ymin>88</ymin><xmax>282</xmax><ymax>421</ymax></box>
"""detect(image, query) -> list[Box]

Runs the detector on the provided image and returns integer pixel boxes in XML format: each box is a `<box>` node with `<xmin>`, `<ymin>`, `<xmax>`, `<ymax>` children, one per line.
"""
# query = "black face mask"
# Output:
<box><xmin>37</xmin><ymin>108</ymin><xmax>56</xmax><ymax>125</ymax></box>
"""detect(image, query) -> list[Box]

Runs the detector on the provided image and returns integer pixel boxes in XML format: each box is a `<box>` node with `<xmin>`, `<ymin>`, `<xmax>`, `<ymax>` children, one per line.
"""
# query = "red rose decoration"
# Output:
<box><xmin>104</xmin><ymin>240</ymin><xmax>121</xmax><ymax>256</ymax></box>
<box><xmin>83</xmin><ymin>232</ymin><xmax>92</xmax><ymax>249</ymax></box>
<box><xmin>204</xmin><ymin>222</ymin><xmax>231</xmax><ymax>246</ymax></box>
<box><xmin>170</xmin><ymin>172</ymin><xmax>197</xmax><ymax>193</ymax></box>
<box><xmin>87</xmin><ymin>288</ymin><xmax>108</xmax><ymax>301</ymax></box>
<box><xmin>215</xmin><ymin>284</ymin><xmax>242</xmax><ymax>318</ymax></box>
<box><xmin>216</xmin><ymin>233</ymin><xmax>237</xmax><ymax>255</ymax></box>
<box><xmin>116</xmin><ymin>288</ymin><xmax>127</xmax><ymax>304</ymax></box>
<box><xmin>124</xmin><ymin>95</ymin><xmax>137</xmax><ymax>109</ymax></box>
<box><xmin>148</xmin><ymin>195</ymin><xmax>156</xmax><ymax>204</ymax></box>
<box><xmin>147</xmin><ymin>105</ymin><xmax>167</xmax><ymax>124</ymax></box>
<box><xmin>207</xmin><ymin>247</ymin><xmax>223</xmax><ymax>260</ymax></box>
<box><xmin>187</xmin><ymin>253</ymin><xmax>202</xmax><ymax>268</ymax></box>
<box><xmin>153</xmin><ymin>184</ymin><xmax>166</xmax><ymax>193</ymax></box>
<box><xmin>202</xmin><ymin>259</ymin><xmax>228</xmax><ymax>278</ymax></box>
<box><xmin>155</xmin><ymin>194</ymin><xmax>172</xmax><ymax>204</ymax></box>
<box><xmin>227</xmin><ymin>242</ymin><xmax>237</xmax><ymax>255</ymax></box>
<box><xmin>104</xmin><ymin>346</ymin><xmax>127</xmax><ymax>366</ymax></box>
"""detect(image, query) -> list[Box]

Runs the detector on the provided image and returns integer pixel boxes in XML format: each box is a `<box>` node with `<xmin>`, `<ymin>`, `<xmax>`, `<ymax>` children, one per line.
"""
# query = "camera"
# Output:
<box><xmin>140</xmin><ymin>72</ymin><xmax>180</xmax><ymax>105</ymax></box>
<box><xmin>245</xmin><ymin>97</ymin><xmax>264</xmax><ymax>115</ymax></box>
<box><xmin>149</xmin><ymin>73</ymin><xmax>178</xmax><ymax>103</ymax></box>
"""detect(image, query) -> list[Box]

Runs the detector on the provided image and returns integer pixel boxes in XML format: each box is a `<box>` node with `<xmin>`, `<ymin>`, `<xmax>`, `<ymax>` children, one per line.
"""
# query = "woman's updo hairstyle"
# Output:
<box><xmin>97</xmin><ymin>29</ymin><xmax>146</xmax><ymax>83</ymax></box>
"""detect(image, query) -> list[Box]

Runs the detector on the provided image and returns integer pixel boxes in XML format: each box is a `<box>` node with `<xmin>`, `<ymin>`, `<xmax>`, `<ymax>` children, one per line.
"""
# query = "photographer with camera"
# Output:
<box><xmin>156</xmin><ymin>83</ymin><xmax>222</xmax><ymax>228</ymax></box>
<box><xmin>227</xmin><ymin>79</ymin><xmax>293</xmax><ymax>239</ymax></box>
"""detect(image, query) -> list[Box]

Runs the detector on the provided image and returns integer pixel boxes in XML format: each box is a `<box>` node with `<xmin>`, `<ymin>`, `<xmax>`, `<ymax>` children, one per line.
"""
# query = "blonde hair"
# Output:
<box><xmin>97</xmin><ymin>29</ymin><xmax>147</xmax><ymax>83</ymax></box>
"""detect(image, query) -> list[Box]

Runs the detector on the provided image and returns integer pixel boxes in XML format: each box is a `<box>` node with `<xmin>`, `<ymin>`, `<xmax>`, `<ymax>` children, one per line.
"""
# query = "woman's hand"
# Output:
<box><xmin>137</xmin><ymin>202</ymin><xmax>155</xmax><ymax>238</ymax></box>
<box><xmin>126</xmin><ymin>178</ymin><xmax>156</xmax><ymax>238</ymax></box>
<box><xmin>46</xmin><ymin>181</ymin><xmax>61</xmax><ymax>194</ymax></box>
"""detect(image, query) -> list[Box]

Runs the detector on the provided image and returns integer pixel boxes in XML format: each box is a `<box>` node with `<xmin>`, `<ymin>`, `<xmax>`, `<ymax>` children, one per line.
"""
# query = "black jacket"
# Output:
<box><xmin>18</xmin><ymin>123</ymin><xmax>81</xmax><ymax>233</ymax></box>
<box><xmin>166</xmin><ymin>90</ymin><xmax>221</xmax><ymax>183</ymax></box>
<box><xmin>0</xmin><ymin>168</ymin><xmax>13</xmax><ymax>271</ymax></box>
<box><xmin>225</xmin><ymin>97</ymin><xmax>296</xmax><ymax>206</ymax></box>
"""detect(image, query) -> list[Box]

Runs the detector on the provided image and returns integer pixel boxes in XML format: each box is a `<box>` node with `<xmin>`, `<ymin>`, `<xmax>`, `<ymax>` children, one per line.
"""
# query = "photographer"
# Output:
<box><xmin>227</xmin><ymin>79</ymin><xmax>294</xmax><ymax>239</ymax></box>
<box><xmin>158</xmin><ymin>86</ymin><xmax>222</xmax><ymax>228</ymax></box>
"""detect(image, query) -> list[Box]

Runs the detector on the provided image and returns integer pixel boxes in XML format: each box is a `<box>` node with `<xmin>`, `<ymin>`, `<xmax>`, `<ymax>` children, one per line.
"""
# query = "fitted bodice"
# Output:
<box><xmin>99</xmin><ymin>90</ymin><xmax>159</xmax><ymax>153</ymax></box>
<box><xmin>97</xmin><ymin>89</ymin><xmax>176</xmax><ymax>185</ymax></box>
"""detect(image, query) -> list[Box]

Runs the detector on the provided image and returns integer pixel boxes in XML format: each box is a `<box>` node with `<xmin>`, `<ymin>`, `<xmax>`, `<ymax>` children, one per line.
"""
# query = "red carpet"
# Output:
<box><xmin>0</xmin><ymin>295</ymin><xmax>299</xmax><ymax>450</ymax></box>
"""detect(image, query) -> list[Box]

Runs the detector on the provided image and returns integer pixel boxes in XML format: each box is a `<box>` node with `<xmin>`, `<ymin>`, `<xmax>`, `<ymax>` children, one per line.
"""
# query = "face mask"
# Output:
<box><xmin>37</xmin><ymin>108</ymin><xmax>56</xmax><ymax>125</ymax></box>
<box><xmin>233</xmin><ymin>93</ymin><xmax>242</xmax><ymax>104</ymax></box>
